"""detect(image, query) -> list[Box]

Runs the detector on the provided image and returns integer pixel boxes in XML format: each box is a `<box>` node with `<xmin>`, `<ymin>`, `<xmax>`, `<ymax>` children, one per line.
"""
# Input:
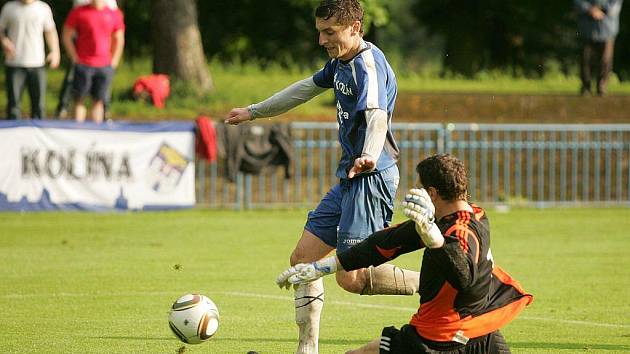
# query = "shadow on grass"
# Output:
<box><xmin>511</xmin><ymin>342</ymin><xmax>630</xmax><ymax>351</ymax></box>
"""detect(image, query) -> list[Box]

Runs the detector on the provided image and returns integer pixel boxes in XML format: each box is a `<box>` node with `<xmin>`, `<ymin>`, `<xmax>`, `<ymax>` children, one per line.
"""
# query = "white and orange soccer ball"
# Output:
<box><xmin>168</xmin><ymin>294</ymin><xmax>220</xmax><ymax>344</ymax></box>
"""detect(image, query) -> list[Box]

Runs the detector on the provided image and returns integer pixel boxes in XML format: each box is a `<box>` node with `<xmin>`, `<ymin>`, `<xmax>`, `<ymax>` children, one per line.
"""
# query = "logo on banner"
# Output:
<box><xmin>146</xmin><ymin>143</ymin><xmax>190</xmax><ymax>193</ymax></box>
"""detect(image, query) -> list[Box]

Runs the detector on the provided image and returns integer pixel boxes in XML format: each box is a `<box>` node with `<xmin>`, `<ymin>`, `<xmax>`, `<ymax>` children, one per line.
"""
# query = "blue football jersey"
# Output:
<box><xmin>313</xmin><ymin>41</ymin><xmax>399</xmax><ymax>179</ymax></box>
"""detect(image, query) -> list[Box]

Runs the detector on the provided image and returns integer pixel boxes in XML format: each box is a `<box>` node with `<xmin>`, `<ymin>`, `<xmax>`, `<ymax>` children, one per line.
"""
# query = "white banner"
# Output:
<box><xmin>0</xmin><ymin>120</ymin><xmax>196</xmax><ymax>211</ymax></box>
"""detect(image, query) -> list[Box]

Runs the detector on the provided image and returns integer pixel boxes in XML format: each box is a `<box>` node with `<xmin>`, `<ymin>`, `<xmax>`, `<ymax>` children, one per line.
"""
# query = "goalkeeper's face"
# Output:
<box><xmin>316</xmin><ymin>16</ymin><xmax>362</xmax><ymax>61</ymax></box>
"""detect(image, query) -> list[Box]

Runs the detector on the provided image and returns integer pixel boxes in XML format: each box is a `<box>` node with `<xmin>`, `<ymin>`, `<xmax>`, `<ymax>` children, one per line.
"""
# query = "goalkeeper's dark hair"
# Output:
<box><xmin>315</xmin><ymin>0</ymin><xmax>364</xmax><ymax>27</ymax></box>
<box><xmin>416</xmin><ymin>154</ymin><xmax>468</xmax><ymax>202</ymax></box>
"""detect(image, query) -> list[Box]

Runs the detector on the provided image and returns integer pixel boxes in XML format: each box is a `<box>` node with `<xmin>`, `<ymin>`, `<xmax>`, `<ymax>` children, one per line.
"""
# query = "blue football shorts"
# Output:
<box><xmin>304</xmin><ymin>165</ymin><xmax>400</xmax><ymax>252</ymax></box>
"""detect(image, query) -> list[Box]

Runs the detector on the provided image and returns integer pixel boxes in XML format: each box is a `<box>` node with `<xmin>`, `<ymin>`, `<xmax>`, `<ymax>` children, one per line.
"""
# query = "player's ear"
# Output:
<box><xmin>351</xmin><ymin>20</ymin><xmax>361</xmax><ymax>36</ymax></box>
<box><xmin>426</xmin><ymin>187</ymin><xmax>438</xmax><ymax>201</ymax></box>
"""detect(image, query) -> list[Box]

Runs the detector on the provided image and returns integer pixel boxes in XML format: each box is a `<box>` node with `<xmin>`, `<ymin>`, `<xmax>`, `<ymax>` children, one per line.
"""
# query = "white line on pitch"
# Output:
<box><xmin>220</xmin><ymin>291</ymin><xmax>630</xmax><ymax>329</ymax></box>
<box><xmin>3</xmin><ymin>290</ymin><xmax>628</xmax><ymax>329</ymax></box>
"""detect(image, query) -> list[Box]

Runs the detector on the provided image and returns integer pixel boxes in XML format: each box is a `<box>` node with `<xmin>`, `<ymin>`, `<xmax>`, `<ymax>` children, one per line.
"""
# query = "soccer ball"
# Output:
<box><xmin>168</xmin><ymin>294</ymin><xmax>220</xmax><ymax>344</ymax></box>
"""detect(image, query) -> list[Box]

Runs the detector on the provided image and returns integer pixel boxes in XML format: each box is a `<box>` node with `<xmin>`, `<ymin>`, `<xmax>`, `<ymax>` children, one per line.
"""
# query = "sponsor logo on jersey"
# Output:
<box><xmin>334</xmin><ymin>73</ymin><xmax>353</xmax><ymax>96</ymax></box>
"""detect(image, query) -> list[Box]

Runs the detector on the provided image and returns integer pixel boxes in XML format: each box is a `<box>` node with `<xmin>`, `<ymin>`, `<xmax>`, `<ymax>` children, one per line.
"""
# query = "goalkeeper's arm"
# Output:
<box><xmin>276</xmin><ymin>221</ymin><xmax>423</xmax><ymax>288</ymax></box>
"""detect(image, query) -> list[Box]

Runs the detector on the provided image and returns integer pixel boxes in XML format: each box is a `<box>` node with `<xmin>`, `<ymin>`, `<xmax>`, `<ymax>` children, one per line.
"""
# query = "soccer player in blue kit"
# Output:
<box><xmin>225</xmin><ymin>1</ymin><xmax>419</xmax><ymax>353</ymax></box>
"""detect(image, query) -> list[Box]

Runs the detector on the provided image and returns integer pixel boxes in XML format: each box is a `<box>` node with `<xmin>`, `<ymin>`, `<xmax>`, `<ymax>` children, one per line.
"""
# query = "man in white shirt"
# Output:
<box><xmin>0</xmin><ymin>0</ymin><xmax>60</xmax><ymax>119</ymax></box>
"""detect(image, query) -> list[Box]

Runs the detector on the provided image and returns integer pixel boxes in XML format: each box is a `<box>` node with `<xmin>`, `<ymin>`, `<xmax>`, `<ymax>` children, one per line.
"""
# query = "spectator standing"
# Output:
<box><xmin>55</xmin><ymin>0</ymin><xmax>118</xmax><ymax>119</ymax></box>
<box><xmin>62</xmin><ymin>0</ymin><xmax>124</xmax><ymax>123</ymax></box>
<box><xmin>0</xmin><ymin>0</ymin><xmax>60</xmax><ymax>120</ymax></box>
<box><xmin>575</xmin><ymin>0</ymin><xmax>624</xmax><ymax>96</ymax></box>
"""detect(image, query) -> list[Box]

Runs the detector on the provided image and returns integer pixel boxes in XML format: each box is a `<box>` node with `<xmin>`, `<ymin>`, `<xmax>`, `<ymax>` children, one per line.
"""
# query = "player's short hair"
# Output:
<box><xmin>416</xmin><ymin>154</ymin><xmax>468</xmax><ymax>202</ymax></box>
<box><xmin>315</xmin><ymin>0</ymin><xmax>364</xmax><ymax>26</ymax></box>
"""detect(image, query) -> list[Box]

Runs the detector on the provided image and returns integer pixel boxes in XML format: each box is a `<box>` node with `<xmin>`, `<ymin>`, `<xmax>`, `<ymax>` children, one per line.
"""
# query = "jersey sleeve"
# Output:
<box><xmin>0</xmin><ymin>4</ymin><xmax>7</xmax><ymax>29</ymax></box>
<box><xmin>573</xmin><ymin>0</ymin><xmax>592</xmax><ymax>13</ymax></box>
<box><xmin>312</xmin><ymin>59</ymin><xmax>335</xmax><ymax>89</ymax></box>
<box><xmin>337</xmin><ymin>220</ymin><xmax>424</xmax><ymax>271</ymax></box>
<box><xmin>113</xmin><ymin>9</ymin><xmax>125</xmax><ymax>32</ymax></box>
<box><xmin>43</xmin><ymin>4</ymin><xmax>56</xmax><ymax>32</ymax></box>
<box><xmin>354</xmin><ymin>49</ymin><xmax>389</xmax><ymax>111</ymax></box>
<box><xmin>64</xmin><ymin>8</ymin><xmax>79</xmax><ymax>29</ymax></box>
<box><xmin>0</xmin><ymin>4</ymin><xmax>10</xmax><ymax>30</ymax></box>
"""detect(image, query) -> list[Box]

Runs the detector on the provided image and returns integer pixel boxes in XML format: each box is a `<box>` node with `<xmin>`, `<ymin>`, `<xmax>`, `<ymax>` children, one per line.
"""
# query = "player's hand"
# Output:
<box><xmin>348</xmin><ymin>156</ymin><xmax>375</xmax><ymax>178</ymax></box>
<box><xmin>277</xmin><ymin>263</ymin><xmax>326</xmax><ymax>288</ymax></box>
<box><xmin>1</xmin><ymin>37</ymin><xmax>15</xmax><ymax>59</ymax></box>
<box><xmin>402</xmin><ymin>188</ymin><xmax>444</xmax><ymax>248</ymax></box>
<box><xmin>402</xmin><ymin>188</ymin><xmax>435</xmax><ymax>228</ymax></box>
<box><xmin>111</xmin><ymin>57</ymin><xmax>121</xmax><ymax>69</ymax></box>
<box><xmin>47</xmin><ymin>51</ymin><xmax>60</xmax><ymax>69</ymax></box>
<box><xmin>224</xmin><ymin>107</ymin><xmax>252</xmax><ymax>125</ymax></box>
<box><xmin>275</xmin><ymin>257</ymin><xmax>338</xmax><ymax>289</ymax></box>
<box><xmin>590</xmin><ymin>6</ymin><xmax>605</xmax><ymax>20</ymax></box>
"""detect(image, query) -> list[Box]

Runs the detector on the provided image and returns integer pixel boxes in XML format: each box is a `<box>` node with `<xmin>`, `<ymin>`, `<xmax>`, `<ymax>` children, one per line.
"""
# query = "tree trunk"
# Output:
<box><xmin>151</xmin><ymin>0</ymin><xmax>213</xmax><ymax>92</ymax></box>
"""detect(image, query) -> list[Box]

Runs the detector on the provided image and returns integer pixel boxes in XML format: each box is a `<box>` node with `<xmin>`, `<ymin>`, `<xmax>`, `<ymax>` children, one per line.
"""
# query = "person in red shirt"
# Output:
<box><xmin>62</xmin><ymin>0</ymin><xmax>124</xmax><ymax>123</ymax></box>
<box><xmin>277</xmin><ymin>154</ymin><xmax>533</xmax><ymax>354</ymax></box>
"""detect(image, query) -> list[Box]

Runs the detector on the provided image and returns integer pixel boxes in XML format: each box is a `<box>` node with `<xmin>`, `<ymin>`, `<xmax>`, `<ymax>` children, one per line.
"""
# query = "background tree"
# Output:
<box><xmin>0</xmin><ymin>0</ymin><xmax>628</xmax><ymax>81</ymax></box>
<box><xmin>151</xmin><ymin>0</ymin><xmax>213</xmax><ymax>92</ymax></box>
<box><xmin>412</xmin><ymin>0</ymin><xmax>578</xmax><ymax>78</ymax></box>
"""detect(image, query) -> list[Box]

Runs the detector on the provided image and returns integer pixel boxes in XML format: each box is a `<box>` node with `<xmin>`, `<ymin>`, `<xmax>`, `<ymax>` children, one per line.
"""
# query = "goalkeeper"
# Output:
<box><xmin>277</xmin><ymin>154</ymin><xmax>533</xmax><ymax>354</ymax></box>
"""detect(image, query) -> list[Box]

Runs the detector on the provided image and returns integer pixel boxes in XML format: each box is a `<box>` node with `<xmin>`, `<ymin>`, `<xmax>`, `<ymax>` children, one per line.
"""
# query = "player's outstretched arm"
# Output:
<box><xmin>225</xmin><ymin>76</ymin><xmax>327</xmax><ymax>126</ymax></box>
<box><xmin>402</xmin><ymin>188</ymin><xmax>444</xmax><ymax>248</ymax></box>
<box><xmin>276</xmin><ymin>256</ymin><xmax>340</xmax><ymax>289</ymax></box>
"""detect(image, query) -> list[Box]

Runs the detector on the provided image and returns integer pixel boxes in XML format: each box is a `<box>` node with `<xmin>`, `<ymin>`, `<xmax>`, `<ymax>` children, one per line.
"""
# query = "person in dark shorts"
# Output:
<box><xmin>62</xmin><ymin>0</ymin><xmax>124</xmax><ymax>123</ymax></box>
<box><xmin>0</xmin><ymin>0</ymin><xmax>60</xmax><ymax>119</ymax></box>
<box><xmin>55</xmin><ymin>0</ymin><xmax>118</xmax><ymax>119</ymax></box>
<box><xmin>278</xmin><ymin>154</ymin><xmax>533</xmax><ymax>354</ymax></box>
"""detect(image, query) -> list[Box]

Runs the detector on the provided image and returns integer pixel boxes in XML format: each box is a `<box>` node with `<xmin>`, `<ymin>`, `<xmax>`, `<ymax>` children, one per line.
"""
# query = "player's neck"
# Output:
<box><xmin>435</xmin><ymin>200</ymin><xmax>473</xmax><ymax>221</ymax></box>
<box><xmin>339</xmin><ymin>38</ymin><xmax>365</xmax><ymax>61</ymax></box>
<box><xmin>90</xmin><ymin>1</ymin><xmax>106</xmax><ymax>10</ymax></box>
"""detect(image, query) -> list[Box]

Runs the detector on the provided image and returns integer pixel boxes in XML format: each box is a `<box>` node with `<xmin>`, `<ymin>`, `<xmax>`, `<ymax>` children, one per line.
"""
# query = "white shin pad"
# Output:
<box><xmin>294</xmin><ymin>278</ymin><xmax>324</xmax><ymax>354</ymax></box>
<box><xmin>361</xmin><ymin>264</ymin><xmax>420</xmax><ymax>295</ymax></box>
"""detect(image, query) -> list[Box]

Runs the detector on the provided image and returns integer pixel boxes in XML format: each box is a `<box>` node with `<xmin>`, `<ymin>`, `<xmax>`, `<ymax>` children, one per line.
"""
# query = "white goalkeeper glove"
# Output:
<box><xmin>402</xmin><ymin>188</ymin><xmax>444</xmax><ymax>248</ymax></box>
<box><xmin>275</xmin><ymin>256</ymin><xmax>338</xmax><ymax>289</ymax></box>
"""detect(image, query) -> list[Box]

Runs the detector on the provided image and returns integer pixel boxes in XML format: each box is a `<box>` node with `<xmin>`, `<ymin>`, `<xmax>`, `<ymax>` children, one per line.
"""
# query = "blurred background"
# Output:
<box><xmin>2</xmin><ymin>0</ymin><xmax>630</xmax><ymax>122</ymax></box>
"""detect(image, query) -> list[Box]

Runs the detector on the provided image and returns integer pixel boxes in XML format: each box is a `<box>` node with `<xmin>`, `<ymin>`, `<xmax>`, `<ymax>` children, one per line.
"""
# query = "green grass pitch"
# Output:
<box><xmin>1</xmin><ymin>208</ymin><xmax>629</xmax><ymax>353</ymax></box>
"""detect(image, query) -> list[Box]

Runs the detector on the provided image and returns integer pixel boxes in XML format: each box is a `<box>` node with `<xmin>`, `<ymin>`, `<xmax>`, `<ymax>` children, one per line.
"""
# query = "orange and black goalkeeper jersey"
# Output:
<box><xmin>336</xmin><ymin>204</ymin><xmax>533</xmax><ymax>343</ymax></box>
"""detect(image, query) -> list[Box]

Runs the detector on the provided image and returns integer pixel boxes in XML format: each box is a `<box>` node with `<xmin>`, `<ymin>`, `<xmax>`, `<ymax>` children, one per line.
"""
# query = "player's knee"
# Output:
<box><xmin>289</xmin><ymin>250</ymin><xmax>308</xmax><ymax>266</ymax></box>
<box><xmin>335</xmin><ymin>273</ymin><xmax>364</xmax><ymax>294</ymax></box>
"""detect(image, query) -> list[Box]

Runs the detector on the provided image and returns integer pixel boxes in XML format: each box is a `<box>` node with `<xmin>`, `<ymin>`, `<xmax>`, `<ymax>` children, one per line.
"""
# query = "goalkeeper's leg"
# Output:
<box><xmin>336</xmin><ymin>265</ymin><xmax>419</xmax><ymax>296</ymax></box>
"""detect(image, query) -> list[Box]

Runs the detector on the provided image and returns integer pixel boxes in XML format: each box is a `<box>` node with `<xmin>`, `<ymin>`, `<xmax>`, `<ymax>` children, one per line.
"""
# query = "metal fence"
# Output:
<box><xmin>196</xmin><ymin>122</ymin><xmax>630</xmax><ymax>209</ymax></box>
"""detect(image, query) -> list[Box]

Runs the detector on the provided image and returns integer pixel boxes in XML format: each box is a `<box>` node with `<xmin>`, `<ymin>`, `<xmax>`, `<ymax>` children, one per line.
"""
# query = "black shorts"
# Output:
<box><xmin>380</xmin><ymin>325</ymin><xmax>511</xmax><ymax>354</ymax></box>
<box><xmin>72</xmin><ymin>64</ymin><xmax>114</xmax><ymax>102</ymax></box>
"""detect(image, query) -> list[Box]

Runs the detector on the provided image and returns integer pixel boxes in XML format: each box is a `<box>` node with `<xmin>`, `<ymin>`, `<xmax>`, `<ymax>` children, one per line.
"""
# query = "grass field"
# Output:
<box><xmin>1</xmin><ymin>208</ymin><xmax>629</xmax><ymax>353</ymax></box>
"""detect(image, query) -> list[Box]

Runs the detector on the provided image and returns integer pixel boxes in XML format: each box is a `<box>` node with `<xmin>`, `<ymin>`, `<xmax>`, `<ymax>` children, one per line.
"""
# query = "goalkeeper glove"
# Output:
<box><xmin>275</xmin><ymin>256</ymin><xmax>338</xmax><ymax>289</ymax></box>
<box><xmin>402</xmin><ymin>188</ymin><xmax>444</xmax><ymax>248</ymax></box>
